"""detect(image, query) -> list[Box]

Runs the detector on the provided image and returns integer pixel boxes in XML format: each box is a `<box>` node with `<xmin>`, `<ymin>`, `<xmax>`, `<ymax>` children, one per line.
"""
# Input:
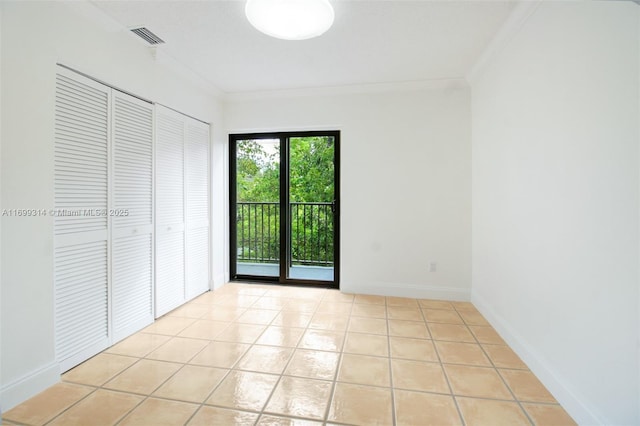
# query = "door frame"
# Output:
<box><xmin>229</xmin><ymin>130</ymin><xmax>340</xmax><ymax>288</ymax></box>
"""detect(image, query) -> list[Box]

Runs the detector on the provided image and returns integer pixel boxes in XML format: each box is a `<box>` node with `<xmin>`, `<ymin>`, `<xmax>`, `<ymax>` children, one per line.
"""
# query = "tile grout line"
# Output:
<box><xmin>423</xmin><ymin>304</ymin><xmax>467</xmax><ymax>426</ymax></box>
<box><xmin>454</xmin><ymin>303</ymin><xmax>535</xmax><ymax>426</ymax></box>
<box><xmin>63</xmin><ymin>371</ymin><xmax>547</xmax><ymax>407</ymax></box>
<box><xmin>319</xmin><ymin>292</ymin><xmax>353</xmax><ymax>424</ymax></box>
<box><xmin>49</xmin><ymin>289</ymin><xmax>239</xmax><ymax>426</ymax></box>
<box><xmin>182</xmin><ymin>287</ymin><xmax>269</xmax><ymax>425</ymax></box>
<box><xmin>252</xmin><ymin>290</ymin><xmax>305</xmax><ymax>425</ymax></box>
<box><xmin>59</xmin><ymin>350</ymin><xmax>184</xmax><ymax>425</ymax></box>
<box><xmin>115</xmin><ymin>311</ymin><xmax>224</xmax><ymax>426</ymax></box>
<box><xmin>41</xmin><ymin>384</ymin><xmax>100</xmax><ymax>426</ymax></box>
<box><xmin>49</xmin><ymin>340</ymin><xmax>176</xmax><ymax>426</ymax></box>
<box><xmin>384</xmin><ymin>297</ymin><xmax>398</xmax><ymax>426</ymax></box>
<box><xmin>215</xmin><ymin>287</ymin><xmax>283</xmax><ymax>425</ymax></box>
<box><xmin>7</xmin><ymin>286</ymin><xmax>571</xmax><ymax>426</ymax></box>
<box><xmin>72</xmin><ymin>294</ymin><xmax>414</xmax><ymax>425</ymax></box>
<box><xmin>195</xmin><ymin>285</ymin><xmax>273</xmax><ymax>424</ymax></box>
<box><xmin>181</xmin><ymin>290</ymin><xmax>238</xmax><ymax>424</ymax></box>
<box><xmin>120</xmin><ymin>297</ymin><xmax>244</xmax><ymax>425</ymax></box>
<box><xmin>257</xmin><ymin>287</ymin><xmax>333</xmax><ymax>424</ymax></box>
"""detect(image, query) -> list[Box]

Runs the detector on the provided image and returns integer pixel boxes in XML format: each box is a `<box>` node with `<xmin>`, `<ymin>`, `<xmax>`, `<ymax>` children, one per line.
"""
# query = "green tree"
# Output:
<box><xmin>236</xmin><ymin>139</ymin><xmax>279</xmax><ymax>202</ymax></box>
<box><xmin>235</xmin><ymin>137</ymin><xmax>335</xmax><ymax>266</ymax></box>
<box><xmin>289</xmin><ymin>136</ymin><xmax>335</xmax><ymax>203</ymax></box>
<box><xmin>236</xmin><ymin>137</ymin><xmax>334</xmax><ymax>203</ymax></box>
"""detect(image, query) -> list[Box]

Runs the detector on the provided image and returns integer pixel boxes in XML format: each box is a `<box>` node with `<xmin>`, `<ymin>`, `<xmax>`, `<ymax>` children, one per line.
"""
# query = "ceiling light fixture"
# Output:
<box><xmin>245</xmin><ymin>0</ymin><xmax>335</xmax><ymax>41</ymax></box>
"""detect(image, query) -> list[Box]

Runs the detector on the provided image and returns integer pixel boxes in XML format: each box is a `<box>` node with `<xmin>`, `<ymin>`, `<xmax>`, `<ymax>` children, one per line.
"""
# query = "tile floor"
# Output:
<box><xmin>3</xmin><ymin>284</ymin><xmax>576</xmax><ymax>426</ymax></box>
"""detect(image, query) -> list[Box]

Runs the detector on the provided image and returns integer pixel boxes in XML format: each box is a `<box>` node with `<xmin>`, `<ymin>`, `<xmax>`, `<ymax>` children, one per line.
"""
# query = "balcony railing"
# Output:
<box><xmin>237</xmin><ymin>202</ymin><xmax>334</xmax><ymax>267</ymax></box>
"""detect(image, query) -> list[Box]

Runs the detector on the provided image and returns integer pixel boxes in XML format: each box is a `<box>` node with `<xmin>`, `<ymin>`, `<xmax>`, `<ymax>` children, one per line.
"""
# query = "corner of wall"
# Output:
<box><xmin>0</xmin><ymin>0</ymin><xmax>224</xmax><ymax>412</ymax></box>
<box><xmin>471</xmin><ymin>290</ymin><xmax>603</xmax><ymax>425</ymax></box>
<box><xmin>211</xmin><ymin>274</ymin><xmax>226</xmax><ymax>290</ymax></box>
<box><xmin>0</xmin><ymin>1</ymin><xmax>4</xmax><ymax>412</ymax></box>
<box><xmin>466</xmin><ymin>0</ymin><xmax>541</xmax><ymax>86</ymax></box>
<box><xmin>470</xmin><ymin>1</ymin><xmax>639</xmax><ymax>423</ymax></box>
<box><xmin>637</xmin><ymin>3</ymin><xmax>640</xmax><ymax>419</ymax></box>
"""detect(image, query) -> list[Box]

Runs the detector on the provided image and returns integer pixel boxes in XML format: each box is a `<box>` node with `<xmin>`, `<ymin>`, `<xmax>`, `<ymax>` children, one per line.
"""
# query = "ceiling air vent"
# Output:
<box><xmin>130</xmin><ymin>27</ymin><xmax>165</xmax><ymax>45</ymax></box>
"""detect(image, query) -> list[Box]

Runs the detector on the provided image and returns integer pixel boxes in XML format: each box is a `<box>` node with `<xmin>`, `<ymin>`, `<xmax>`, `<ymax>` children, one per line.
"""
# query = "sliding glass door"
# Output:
<box><xmin>230</xmin><ymin>131</ymin><xmax>339</xmax><ymax>287</ymax></box>
<box><xmin>232</xmin><ymin>137</ymin><xmax>281</xmax><ymax>279</ymax></box>
<box><xmin>286</xmin><ymin>136</ymin><xmax>336</xmax><ymax>281</ymax></box>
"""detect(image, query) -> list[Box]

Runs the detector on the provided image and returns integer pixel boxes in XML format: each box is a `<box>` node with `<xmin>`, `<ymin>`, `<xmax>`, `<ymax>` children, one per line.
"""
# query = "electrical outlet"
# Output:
<box><xmin>429</xmin><ymin>261</ymin><xmax>437</xmax><ymax>272</ymax></box>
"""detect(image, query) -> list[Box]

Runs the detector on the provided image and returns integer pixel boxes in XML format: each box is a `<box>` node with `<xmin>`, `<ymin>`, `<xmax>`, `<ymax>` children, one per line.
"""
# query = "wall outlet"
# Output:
<box><xmin>429</xmin><ymin>261</ymin><xmax>437</xmax><ymax>272</ymax></box>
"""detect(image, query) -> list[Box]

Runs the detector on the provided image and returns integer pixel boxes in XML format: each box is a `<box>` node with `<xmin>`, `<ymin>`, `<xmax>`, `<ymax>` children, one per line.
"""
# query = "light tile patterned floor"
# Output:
<box><xmin>3</xmin><ymin>284</ymin><xmax>576</xmax><ymax>425</ymax></box>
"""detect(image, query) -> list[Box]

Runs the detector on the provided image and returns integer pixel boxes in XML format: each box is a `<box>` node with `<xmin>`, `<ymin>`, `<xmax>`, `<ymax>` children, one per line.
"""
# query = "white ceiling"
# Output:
<box><xmin>92</xmin><ymin>0</ymin><xmax>516</xmax><ymax>94</ymax></box>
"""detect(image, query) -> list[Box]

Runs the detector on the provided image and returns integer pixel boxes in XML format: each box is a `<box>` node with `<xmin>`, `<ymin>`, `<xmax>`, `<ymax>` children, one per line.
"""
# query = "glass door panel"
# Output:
<box><xmin>230</xmin><ymin>131</ymin><xmax>339</xmax><ymax>287</ymax></box>
<box><xmin>287</xmin><ymin>136</ymin><xmax>335</xmax><ymax>281</ymax></box>
<box><xmin>234</xmin><ymin>138</ymin><xmax>280</xmax><ymax>278</ymax></box>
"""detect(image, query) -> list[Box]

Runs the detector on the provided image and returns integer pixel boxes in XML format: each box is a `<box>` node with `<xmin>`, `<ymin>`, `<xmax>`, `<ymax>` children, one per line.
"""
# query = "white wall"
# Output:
<box><xmin>224</xmin><ymin>84</ymin><xmax>471</xmax><ymax>300</ymax></box>
<box><xmin>0</xmin><ymin>1</ymin><xmax>223</xmax><ymax>411</ymax></box>
<box><xmin>211</xmin><ymin>116</ymin><xmax>229</xmax><ymax>290</ymax></box>
<box><xmin>470</xmin><ymin>2</ymin><xmax>639</xmax><ymax>424</ymax></box>
<box><xmin>0</xmin><ymin>4</ymin><xmax>3</xmax><ymax>415</ymax></box>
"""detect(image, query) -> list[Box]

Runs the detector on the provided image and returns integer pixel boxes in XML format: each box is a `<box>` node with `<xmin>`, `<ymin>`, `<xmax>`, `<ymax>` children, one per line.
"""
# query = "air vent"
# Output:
<box><xmin>130</xmin><ymin>27</ymin><xmax>165</xmax><ymax>45</ymax></box>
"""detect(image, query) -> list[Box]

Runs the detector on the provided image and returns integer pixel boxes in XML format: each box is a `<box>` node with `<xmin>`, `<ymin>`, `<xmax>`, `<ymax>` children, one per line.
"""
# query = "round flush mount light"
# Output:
<box><xmin>245</xmin><ymin>0</ymin><xmax>335</xmax><ymax>41</ymax></box>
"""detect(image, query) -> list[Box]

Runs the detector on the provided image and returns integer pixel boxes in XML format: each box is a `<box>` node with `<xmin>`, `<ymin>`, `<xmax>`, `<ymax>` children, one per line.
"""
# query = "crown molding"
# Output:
<box><xmin>466</xmin><ymin>0</ymin><xmax>542</xmax><ymax>86</ymax></box>
<box><xmin>223</xmin><ymin>78</ymin><xmax>469</xmax><ymax>103</ymax></box>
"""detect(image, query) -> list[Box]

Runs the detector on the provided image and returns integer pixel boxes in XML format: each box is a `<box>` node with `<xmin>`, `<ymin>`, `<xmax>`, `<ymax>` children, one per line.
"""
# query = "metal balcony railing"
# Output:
<box><xmin>237</xmin><ymin>202</ymin><xmax>334</xmax><ymax>267</ymax></box>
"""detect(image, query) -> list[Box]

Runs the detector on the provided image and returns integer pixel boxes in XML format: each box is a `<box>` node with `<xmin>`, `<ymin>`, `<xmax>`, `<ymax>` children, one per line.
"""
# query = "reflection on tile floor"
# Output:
<box><xmin>3</xmin><ymin>284</ymin><xmax>576</xmax><ymax>425</ymax></box>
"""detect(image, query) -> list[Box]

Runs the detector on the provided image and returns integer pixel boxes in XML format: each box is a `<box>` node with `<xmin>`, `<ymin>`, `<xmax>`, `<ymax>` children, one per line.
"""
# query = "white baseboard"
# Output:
<box><xmin>0</xmin><ymin>362</ymin><xmax>60</xmax><ymax>413</ymax></box>
<box><xmin>342</xmin><ymin>281</ymin><xmax>470</xmax><ymax>301</ymax></box>
<box><xmin>471</xmin><ymin>290</ymin><xmax>603</xmax><ymax>425</ymax></box>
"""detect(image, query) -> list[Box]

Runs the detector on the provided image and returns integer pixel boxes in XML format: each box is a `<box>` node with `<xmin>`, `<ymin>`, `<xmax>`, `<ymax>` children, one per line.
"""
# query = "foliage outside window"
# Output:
<box><xmin>236</xmin><ymin>136</ymin><xmax>335</xmax><ymax>266</ymax></box>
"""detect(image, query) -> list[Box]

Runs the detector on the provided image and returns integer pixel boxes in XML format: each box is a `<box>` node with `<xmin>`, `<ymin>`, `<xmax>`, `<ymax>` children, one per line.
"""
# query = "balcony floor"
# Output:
<box><xmin>237</xmin><ymin>262</ymin><xmax>334</xmax><ymax>282</ymax></box>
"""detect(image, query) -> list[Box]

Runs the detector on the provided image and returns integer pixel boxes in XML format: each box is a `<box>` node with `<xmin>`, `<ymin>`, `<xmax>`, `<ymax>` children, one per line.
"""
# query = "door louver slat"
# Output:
<box><xmin>186</xmin><ymin>227</ymin><xmax>209</xmax><ymax>298</ymax></box>
<box><xmin>54</xmin><ymin>72</ymin><xmax>111</xmax><ymax>372</ymax></box>
<box><xmin>185</xmin><ymin>120</ymin><xmax>210</xmax><ymax>298</ymax></box>
<box><xmin>156</xmin><ymin>110</ymin><xmax>185</xmax><ymax>227</ymax></box>
<box><xmin>112</xmin><ymin>235</ymin><xmax>153</xmax><ymax>336</ymax></box>
<box><xmin>186</xmin><ymin>124</ymin><xmax>209</xmax><ymax>225</ymax></box>
<box><xmin>156</xmin><ymin>231</ymin><xmax>185</xmax><ymax>316</ymax></box>
<box><xmin>154</xmin><ymin>106</ymin><xmax>186</xmax><ymax>317</ymax></box>
<box><xmin>54</xmin><ymin>241</ymin><xmax>109</xmax><ymax>367</ymax></box>
<box><xmin>113</xmin><ymin>95</ymin><xmax>153</xmax><ymax>229</ymax></box>
<box><xmin>54</xmin><ymin>75</ymin><xmax>108</xmax><ymax>236</ymax></box>
<box><xmin>111</xmin><ymin>92</ymin><xmax>155</xmax><ymax>341</ymax></box>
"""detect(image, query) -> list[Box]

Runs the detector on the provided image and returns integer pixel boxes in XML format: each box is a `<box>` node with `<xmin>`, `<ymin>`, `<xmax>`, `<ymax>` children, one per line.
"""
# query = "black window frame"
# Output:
<box><xmin>229</xmin><ymin>130</ymin><xmax>340</xmax><ymax>289</ymax></box>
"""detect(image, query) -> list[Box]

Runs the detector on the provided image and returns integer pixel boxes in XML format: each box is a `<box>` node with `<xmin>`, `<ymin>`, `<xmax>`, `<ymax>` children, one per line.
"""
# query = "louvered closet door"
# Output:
<box><xmin>185</xmin><ymin>119</ymin><xmax>210</xmax><ymax>299</ymax></box>
<box><xmin>155</xmin><ymin>106</ymin><xmax>186</xmax><ymax>316</ymax></box>
<box><xmin>111</xmin><ymin>91</ymin><xmax>154</xmax><ymax>341</ymax></box>
<box><xmin>54</xmin><ymin>69</ymin><xmax>111</xmax><ymax>372</ymax></box>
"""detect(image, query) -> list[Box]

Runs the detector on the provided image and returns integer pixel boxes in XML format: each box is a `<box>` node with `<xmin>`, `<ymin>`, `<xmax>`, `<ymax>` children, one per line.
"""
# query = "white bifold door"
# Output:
<box><xmin>54</xmin><ymin>67</ymin><xmax>154</xmax><ymax>372</ymax></box>
<box><xmin>185</xmin><ymin>119</ymin><xmax>211</xmax><ymax>300</ymax></box>
<box><xmin>54</xmin><ymin>67</ymin><xmax>210</xmax><ymax>373</ymax></box>
<box><xmin>54</xmin><ymin>70</ymin><xmax>112</xmax><ymax>372</ymax></box>
<box><xmin>155</xmin><ymin>107</ymin><xmax>185</xmax><ymax>316</ymax></box>
<box><xmin>110</xmin><ymin>92</ymin><xmax>155</xmax><ymax>342</ymax></box>
<box><xmin>155</xmin><ymin>105</ymin><xmax>210</xmax><ymax>317</ymax></box>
